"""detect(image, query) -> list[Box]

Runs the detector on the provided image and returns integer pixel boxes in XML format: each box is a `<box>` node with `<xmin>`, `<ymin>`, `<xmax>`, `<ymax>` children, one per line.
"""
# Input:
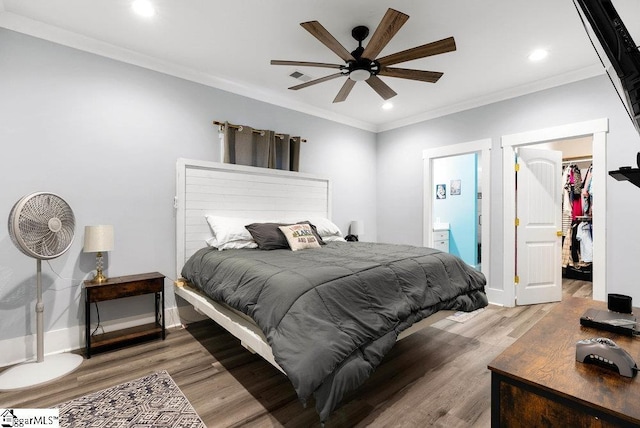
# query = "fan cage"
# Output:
<box><xmin>8</xmin><ymin>192</ymin><xmax>75</xmax><ymax>260</ymax></box>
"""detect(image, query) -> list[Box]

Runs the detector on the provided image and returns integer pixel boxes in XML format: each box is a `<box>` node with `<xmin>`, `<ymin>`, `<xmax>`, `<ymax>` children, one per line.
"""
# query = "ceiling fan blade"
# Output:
<box><xmin>288</xmin><ymin>72</ymin><xmax>345</xmax><ymax>90</ymax></box>
<box><xmin>301</xmin><ymin>21</ymin><xmax>355</xmax><ymax>62</ymax></box>
<box><xmin>333</xmin><ymin>79</ymin><xmax>356</xmax><ymax>103</ymax></box>
<box><xmin>271</xmin><ymin>60</ymin><xmax>344</xmax><ymax>69</ymax></box>
<box><xmin>379</xmin><ymin>67</ymin><xmax>444</xmax><ymax>83</ymax></box>
<box><xmin>365</xmin><ymin>75</ymin><xmax>397</xmax><ymax>100</ymax></box>
<box><xmin>377</xmin><ymin>37</ymin><xmax>456</xmax><ymax>67</ymax></box>
<box><xmin>361</xmin><ymin>8</ymin><xmax>409</xmax><ymax>61</ymax></box>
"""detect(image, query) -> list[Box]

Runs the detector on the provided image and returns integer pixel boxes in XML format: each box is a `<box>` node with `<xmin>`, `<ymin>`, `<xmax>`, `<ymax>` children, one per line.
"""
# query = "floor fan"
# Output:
<box><xmin>0</xmin><ymin>192</ymin><xmax>83</xmax><ymax>390</ymax></box>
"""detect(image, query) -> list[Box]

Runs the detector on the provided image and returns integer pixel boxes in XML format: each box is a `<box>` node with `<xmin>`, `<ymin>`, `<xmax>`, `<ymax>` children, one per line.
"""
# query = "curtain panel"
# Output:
<box><xmin>223</xmin><ymin>122</ymin><xmax>300</xmax><ymax>172</ymax></box>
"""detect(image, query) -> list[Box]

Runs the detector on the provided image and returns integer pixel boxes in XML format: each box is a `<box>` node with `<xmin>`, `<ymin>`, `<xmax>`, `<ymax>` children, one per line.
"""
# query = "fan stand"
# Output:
<box><xmin>0</xmin><ymin>259</ymin><xmax>83</xmax><ymax>391</ymax></box>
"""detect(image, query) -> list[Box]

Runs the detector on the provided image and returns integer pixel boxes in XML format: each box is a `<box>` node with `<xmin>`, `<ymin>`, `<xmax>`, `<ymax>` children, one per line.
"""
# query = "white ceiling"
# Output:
<box><xmin>1</xmin><ymin>0</ymin><xmax>638</xmax><ymax>132</ymax></box>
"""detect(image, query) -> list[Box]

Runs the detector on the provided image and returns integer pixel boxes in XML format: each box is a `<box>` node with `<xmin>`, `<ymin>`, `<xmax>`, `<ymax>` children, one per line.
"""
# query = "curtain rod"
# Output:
<box><xmin>213</xmin><ymin>120</ymin><xmax>307</xmax><ymax>143</ymax></box>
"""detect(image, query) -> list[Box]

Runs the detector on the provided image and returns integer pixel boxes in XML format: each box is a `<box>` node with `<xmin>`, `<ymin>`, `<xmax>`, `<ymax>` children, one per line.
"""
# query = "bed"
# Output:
<box><xmin>174</xmin><ymin>158</ymin><xmax>488</xmax><ymax>422</ymax></box>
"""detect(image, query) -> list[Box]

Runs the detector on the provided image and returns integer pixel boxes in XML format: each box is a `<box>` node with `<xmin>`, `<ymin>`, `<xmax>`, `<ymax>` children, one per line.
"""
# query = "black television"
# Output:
<box><xmin>575</xmin><ymin>0</ymin><xmax>640</xmax><ymax>134</ymax></box>
<box><xmin>574</xmin><ymin>0</ymin><xmax>640</xmax><ymax>186</ymax></box>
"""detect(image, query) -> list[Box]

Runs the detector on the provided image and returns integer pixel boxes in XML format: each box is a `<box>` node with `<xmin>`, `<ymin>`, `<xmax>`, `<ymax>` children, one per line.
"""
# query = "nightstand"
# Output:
<box><xmin>432</xmin><ymin>229</ymin><xmax>449</xmax><ymax>252</ymax></box>
<box><xmin>84</xmin><ymin>272</ymin><xmax>165</xmax><ymax>358</ymax></box>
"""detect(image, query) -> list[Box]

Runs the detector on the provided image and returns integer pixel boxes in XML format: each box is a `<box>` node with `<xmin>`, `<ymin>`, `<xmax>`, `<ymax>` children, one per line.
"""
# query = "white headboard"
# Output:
<box><xmin>175</xmin><ymin>158</ymin><xmax>331</xmax><ymax>276</ymax></box>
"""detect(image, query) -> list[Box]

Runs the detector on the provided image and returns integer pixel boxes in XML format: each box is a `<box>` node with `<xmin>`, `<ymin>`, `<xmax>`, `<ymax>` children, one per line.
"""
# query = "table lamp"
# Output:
<box><xmin>349</xmin><ymin>220</ymin><xmax>363</xmax><ymax>240</ymax></box>
<box><xmin>84</xmin><ymin>225</ymin><xmax>114</xmax><ymax>283</ymax></box>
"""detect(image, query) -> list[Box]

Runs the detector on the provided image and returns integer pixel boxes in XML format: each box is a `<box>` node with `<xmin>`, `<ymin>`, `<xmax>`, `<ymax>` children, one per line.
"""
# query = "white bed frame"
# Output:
<box><xmin>174</xmin><ymin>158</ymin><xmax>450</xmax><ymax>374</ymax></box>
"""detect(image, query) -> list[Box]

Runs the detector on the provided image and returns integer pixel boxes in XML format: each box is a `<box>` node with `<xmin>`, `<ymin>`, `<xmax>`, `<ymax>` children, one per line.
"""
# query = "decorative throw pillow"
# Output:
<box><xmin>296</xmin><ymin>221</ymin><xmax>326</xmax><ymax>245</ymax></box>
<box><xmin>278</xmin><ymin>223</ymin><xmax>322</xmax><ymax>251</ymax></box>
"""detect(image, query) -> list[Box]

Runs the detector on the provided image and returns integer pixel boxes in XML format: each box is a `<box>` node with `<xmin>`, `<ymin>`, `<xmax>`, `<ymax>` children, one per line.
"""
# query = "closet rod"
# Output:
<box><xmin>212</xmin><ymin>120</ymin><xmax>307</xmax><ymax>143</ymax></box>
<box><xmin>562</xmin><ymin>156</ymin><xmax>592</xmax><ymax>165</ymax></box>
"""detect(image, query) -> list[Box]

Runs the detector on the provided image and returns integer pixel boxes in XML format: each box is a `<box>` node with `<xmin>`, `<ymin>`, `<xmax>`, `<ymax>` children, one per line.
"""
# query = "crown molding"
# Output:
<box><xmin>377</xmin><ymin>64</ymin><xmax>605</xmax><ymax>132</ymax></box>
<box><xmin>0</xmin><ymin>12</ymin><xmax>378</xmax><ymax>133</ymax></box>
<box><xmin>0</xmin><ymin>11</ymin><xmax>605</xmax><ymax>135</ymax></box>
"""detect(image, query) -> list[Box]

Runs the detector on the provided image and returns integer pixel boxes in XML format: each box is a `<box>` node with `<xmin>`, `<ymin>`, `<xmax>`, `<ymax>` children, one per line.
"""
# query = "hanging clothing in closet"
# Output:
<box><xmin>562</xmin><ymin>218</ymin><xmax>593</xmax><ymax>280</ymax></box>
<box><xmin>562</xmin><ymin>164</ymin><xmax>583</xmax><ymax>236</ymax></box>
<box><xmin>582</xmin><ymin>164</ymin><xmax>593</xmax><ymax>217</ymax></box>
<box><xmin>576</xmin><ymin>220</ymin><xmax>593</xmax><ymax>263</ymax></box>
<box><xmin>561</xmin><ymin>162</ymin><xmax>593</xmax><ymax>281</ymax></box>
<box><xmin>563</xmin><ymin>164</ymin><xmax>582</xmax><ymax>219</ymax></box>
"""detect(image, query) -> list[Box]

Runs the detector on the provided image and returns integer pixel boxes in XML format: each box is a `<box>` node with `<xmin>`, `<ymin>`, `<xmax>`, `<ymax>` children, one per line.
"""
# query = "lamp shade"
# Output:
<box><xmin>349</xmin><ymin>221</ymin><xmax>363</xmax><ymax>236</ymax></box>
<box><xmin>83</xmin><ymin>225</ymin><xmax>114</xmax><ymax>253</ymax></box>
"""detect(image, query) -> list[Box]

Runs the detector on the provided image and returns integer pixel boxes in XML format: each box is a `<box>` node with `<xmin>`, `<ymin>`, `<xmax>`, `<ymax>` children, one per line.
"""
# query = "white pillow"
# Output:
<box><xmin>278</xmin><ymin>224</ymin><xmax>321</xmax><ymax>251</ymax></box>
<box><xmin>205</xmin><ymin>236</ymin><xmax>258</xmax><ymax>250</ymax></box>
<box><xmin>205</xmin><ymin>215</ymin><xmax>258</xmax><ymax>250</ymax></box>
<box><xmin>305</xmin><ymin>217</ymin><xmax>344</xmax><ymax>238</ymax></box>
<box><xmin>322</xmin><ymin>235</ymin><xmax>347</xmax><ymax>242</ymax></box>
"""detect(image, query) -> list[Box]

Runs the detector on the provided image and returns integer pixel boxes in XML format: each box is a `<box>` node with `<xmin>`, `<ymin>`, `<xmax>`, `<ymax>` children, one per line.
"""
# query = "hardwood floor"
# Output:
<box><xmin>0</xmin><ymin>279</ymin><xmax>592</xmax><ymax>427</ymax></box>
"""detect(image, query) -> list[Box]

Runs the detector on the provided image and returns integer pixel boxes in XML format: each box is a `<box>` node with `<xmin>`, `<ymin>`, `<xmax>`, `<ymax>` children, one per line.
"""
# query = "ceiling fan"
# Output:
<box><xmin>271</xmin><ymin>8</ymin><xmax>456</xmax><ymax>103</ymax></box>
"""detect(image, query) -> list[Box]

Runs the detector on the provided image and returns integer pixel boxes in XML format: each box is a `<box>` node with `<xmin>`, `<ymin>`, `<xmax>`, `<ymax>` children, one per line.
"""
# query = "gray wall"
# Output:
<box><xmin>4</xmin><ymin>25</ymin><xmax>640</xmax><ymax>356</ymax></box>
<box><xmin>376</xmin><ymin>75</ymin><xmax>640</xmax><ymax>303</ymax></box>
<box><xmin>0</xmin><ymin>29</ymin><xmax>377</xmax><ymax>345</ymax></box>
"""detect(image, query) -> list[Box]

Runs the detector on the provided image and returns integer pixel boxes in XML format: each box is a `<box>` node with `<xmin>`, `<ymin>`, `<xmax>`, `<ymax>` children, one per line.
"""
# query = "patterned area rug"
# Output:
<box><xmin>56</xmin><ymin>371</ymin><xmax>205</xmax><ymax>427</ymax></box>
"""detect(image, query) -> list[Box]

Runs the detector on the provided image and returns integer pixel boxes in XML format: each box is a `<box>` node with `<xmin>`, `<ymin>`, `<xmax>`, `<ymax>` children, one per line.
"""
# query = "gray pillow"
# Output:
<box><xmin>245</xmin><ymin>222</ymin><xmax>289</xmax><ymax>250</ymax></box>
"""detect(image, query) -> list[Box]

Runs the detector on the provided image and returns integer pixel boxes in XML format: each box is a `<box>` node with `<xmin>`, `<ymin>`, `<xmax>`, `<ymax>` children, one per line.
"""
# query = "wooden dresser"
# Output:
<box><xmin>488</xmin><ymin>296</ymin><xmax>640</xmax><ymax>427</ymax></box>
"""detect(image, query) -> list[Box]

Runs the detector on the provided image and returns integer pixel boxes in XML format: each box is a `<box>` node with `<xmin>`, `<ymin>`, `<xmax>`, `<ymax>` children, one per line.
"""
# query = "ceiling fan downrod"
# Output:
<box><xmin>348</xmin><ymin>25</ymin><xmax>378</xmax><ymax>81</ymax></box>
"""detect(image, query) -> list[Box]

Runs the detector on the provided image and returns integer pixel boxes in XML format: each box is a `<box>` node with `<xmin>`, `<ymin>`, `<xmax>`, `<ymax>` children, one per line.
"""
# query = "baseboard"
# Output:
<box><xmin>486</xmin><ymin>287</ymin><xmax>506</xmax><ymax>307</ymax></box>
<box><xmin>0</xmin><ymin>306</ymin><xmax>182</xmax><ymax>368</ymax></box>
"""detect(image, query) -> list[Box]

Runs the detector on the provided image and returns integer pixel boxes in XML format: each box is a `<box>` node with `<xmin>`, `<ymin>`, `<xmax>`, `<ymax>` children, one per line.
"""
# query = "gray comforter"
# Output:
<box><xmin>181</xmin><ymin>241</ymin><xmax>488</xmax><ymax>422</ymax></box>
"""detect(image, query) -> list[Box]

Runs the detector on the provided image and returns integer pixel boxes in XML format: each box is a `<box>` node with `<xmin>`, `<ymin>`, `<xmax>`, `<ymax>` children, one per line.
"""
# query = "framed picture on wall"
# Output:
<box><xmin>450</xmin><ymin>179</ymin><xmax>461</xmax><ymax>195</ymax></box>
<box><xmin>436</xmin><ymin>184</ymin><xmax>446</xmax><ymax>199</ymax></box>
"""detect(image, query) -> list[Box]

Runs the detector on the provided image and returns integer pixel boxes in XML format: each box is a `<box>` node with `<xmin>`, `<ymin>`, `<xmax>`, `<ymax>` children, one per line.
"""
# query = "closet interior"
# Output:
<box><xmin>562</xmin><ymin>157</ymin><xmax>593</xmax><ymax>281</ymax></box>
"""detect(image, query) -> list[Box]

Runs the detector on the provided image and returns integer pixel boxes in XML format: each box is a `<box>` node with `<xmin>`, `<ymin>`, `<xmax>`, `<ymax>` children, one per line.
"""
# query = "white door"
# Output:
<box><xmin>516</xmin><ymin>147</ymin><xmax>562</xmax><ymax>305</ymax></box>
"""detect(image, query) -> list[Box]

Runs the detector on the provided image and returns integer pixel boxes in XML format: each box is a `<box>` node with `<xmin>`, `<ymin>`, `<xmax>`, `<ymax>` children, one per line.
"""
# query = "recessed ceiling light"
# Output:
<box><xmin>528</xmin><ymin>49</ymin><xmax>548</xmax><ymax>62</ymax></box>
<box><xmin>132</xmin><ymin>0</ymin><xmax>156</xmax><ymax>18</ymax></box>
<box><xmin>382</xmin><ymin>102</ymin><xmax>394</xmax><ymax>110</ymax></box>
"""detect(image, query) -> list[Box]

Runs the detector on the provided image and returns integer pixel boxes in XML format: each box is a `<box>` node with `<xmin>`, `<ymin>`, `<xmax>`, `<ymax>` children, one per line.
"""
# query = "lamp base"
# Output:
<box><xmin>0</xmin><ymin>353</ymin><xmax>83</xmax><ymax>391</ymax></box>
<box><xmin>90</xmin><ymin>271</ymin><xmax>108</xmax><ymax>284</ymax></box>
<box><xmin>91</xmin><ymin>251</ymin><xmax>108</xmax><ymax>284</ymax></box>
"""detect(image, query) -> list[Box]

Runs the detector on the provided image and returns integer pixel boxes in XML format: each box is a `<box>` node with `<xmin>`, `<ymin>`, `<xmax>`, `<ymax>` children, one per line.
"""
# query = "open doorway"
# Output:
<box><xmin>423</xmin><ymin>139</ymin><xmax>492</xmax><ymax>301</ymax></box>
<box><xmin>432</xmin><ymin>153</ymin><xmax>479</xmax><ymax>267</ymax></box>
<box><xmin>502</xmin><ymin>119</ymin><xmax>607</xmax><ymax>307</ymax></box>
<box><xmin>540</xmin><ymin>137</ymin><xmax>594</xmax><ymax>285</ymax></box>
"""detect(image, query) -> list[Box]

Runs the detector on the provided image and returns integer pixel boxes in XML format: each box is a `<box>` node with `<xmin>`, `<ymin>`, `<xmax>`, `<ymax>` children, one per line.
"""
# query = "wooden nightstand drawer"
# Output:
<box><xmin>87</xmin><ymin>277</ymin><xmax>163</xmax><ymax>302</ymax></box>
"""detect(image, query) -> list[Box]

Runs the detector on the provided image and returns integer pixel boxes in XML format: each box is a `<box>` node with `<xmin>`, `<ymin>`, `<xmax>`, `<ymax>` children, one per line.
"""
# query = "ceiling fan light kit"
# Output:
<box><xmin>271</xmin><ymin>8</ymin><xmax>456</xmax><ymax>103</ymax></box>
<box><xmin>349</xmin><ymin>69</ymin><xmax>371</xmax><ymax>82</ymax></box>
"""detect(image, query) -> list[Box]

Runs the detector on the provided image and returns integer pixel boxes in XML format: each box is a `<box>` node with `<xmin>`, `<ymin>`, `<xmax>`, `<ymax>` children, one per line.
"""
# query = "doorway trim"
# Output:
<box><xmin>501</xmin><ymin>118</ymin><xmax>608</xmax><ymax>306</ymax></box>
<box><xmin>423</xmin><ymin>138</ymin><xmax>492</xmax><ymax>301</ymax></box>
